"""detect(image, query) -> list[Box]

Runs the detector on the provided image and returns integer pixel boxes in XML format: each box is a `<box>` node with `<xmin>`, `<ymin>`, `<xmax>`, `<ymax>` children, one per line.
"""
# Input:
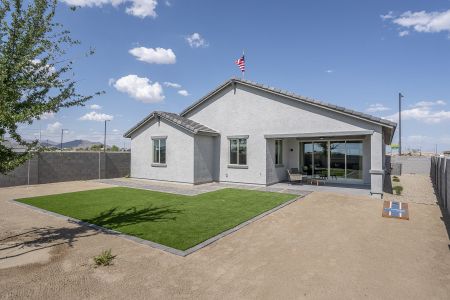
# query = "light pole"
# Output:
<box><xmin>104</xmin><ymin>120</ymin><xmax>110</xmax><ymax>152</ymax></box>
<box><xmin>60</xmin><ymin>129</ymin><xmax>67</xmax><ymax>151</ymax></box>
<box><xmin>398</xmin><ymin>92</ymin><xmax>404</xmax><ymax>156</ymax></box>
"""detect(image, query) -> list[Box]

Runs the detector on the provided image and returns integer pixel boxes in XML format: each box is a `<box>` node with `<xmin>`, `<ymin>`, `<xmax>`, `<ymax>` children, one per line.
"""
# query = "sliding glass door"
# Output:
<box><xmin>302</xmin><ymin>142</ymin><xmax>329</xmax><ymax>177</ymax></box>
<box><xmin>346</xmin><ymin>141</ymin><xmax>363</xmax><ymax>180</ymax></box>
<box><xmin>330</xmin><ymin>141</ymin><xmax>346</xmax><ymax>179</ymax></box>
<box><xmin>303</xmin><ymin>143</ymin><xmax>313</xmax><ymax>175</ymax></box>
<box><xmin>301</xmin><ymin>140</ymin><xmax>363</xmax><ymax>182</ymax></box>
<box><xmin>313</xmin><ymin>142</ymin><xmax>328</xmax><ymax>178</ymax></box>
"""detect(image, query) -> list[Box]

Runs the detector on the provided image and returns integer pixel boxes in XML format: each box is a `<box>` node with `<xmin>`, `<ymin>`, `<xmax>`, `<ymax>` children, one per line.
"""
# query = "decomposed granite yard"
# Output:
<box><xmin>1</xmin><ymin>176</ymin><xmax>450</xmax><ymax>299</ymax></box>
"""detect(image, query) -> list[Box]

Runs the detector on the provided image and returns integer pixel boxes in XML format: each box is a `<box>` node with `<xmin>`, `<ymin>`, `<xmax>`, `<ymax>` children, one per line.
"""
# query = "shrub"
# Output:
<box><xmin>392</xmin><ymin>186</ymin><xmax>403</xmax><ymax>195</ymax></box>
<box><xmin>392</xmin><ymin>177</ymin><xmax>400</xmax><ymax>182</ymax></box>
<box><xmin>94</xmin><ymin>249</ymin><xmax>116</xmax><ymax>266</ymax></box>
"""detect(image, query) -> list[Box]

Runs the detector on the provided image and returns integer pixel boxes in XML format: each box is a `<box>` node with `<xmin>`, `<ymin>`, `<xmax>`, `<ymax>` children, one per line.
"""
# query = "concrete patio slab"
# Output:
<box><xmin>95</xmin><ymin>178</ymin><xmax>311</xmax><ymax>196</ymax></box>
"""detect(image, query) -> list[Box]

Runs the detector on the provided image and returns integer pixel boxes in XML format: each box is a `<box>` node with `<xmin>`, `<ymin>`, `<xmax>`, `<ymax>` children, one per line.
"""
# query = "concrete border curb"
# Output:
<box><xmin>10</xmin><ymin>193</ymin><xmax>307</xmax><ymax>257</ymax></box>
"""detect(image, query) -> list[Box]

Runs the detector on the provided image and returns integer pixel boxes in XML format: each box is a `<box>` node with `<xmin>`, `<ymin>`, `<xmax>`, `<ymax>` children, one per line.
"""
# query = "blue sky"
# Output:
<box><xmin>21</xmin><ymin>0</ymin><xmax>450</xmax><ymax>151</ymax></box>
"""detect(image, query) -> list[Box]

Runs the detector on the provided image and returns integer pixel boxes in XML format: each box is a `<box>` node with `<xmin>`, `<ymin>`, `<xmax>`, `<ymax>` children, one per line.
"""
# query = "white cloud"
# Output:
<box><xmin>61</xmin><ymin>0</ymin><xmax>158</xmax><ymax>18</ymax></box>
<box><xmin>47</xmin><ymin>121</ymin><xmax>62</xmax><ymax>133</ymax></box>
<box><xmin>185</xmin><ymin>33</ymin><xmax>208</xmax><ymax>48</ymax></box>
<box><xmin>40</xmin><ymin>112</ymin><xmax>55</xmax><ymax>120</ymax></box>
<box><xmin>384</xmin><ymin>100</ymin><xmax>450</xmax><ymax>124</ymax></box>
<box><xmin>129</xmin><ymin>47</ymin><xmax>176</xmax><ymax>64</ymax></box>
<box><xmin>325</xmin><ymin>69</ymin><xmax>333</xmax><ymax>74</ymax></box>
<box><xmin>108</xmin><ymin>78</ymin><xmax>115</xmax><ymax>86</ymax></box>
<box><xmin>31</xmin><ymin>59</ymin><xmax>56</xmax><ymax>74</ymax></box>
<box><xmin>385</xmin><ymin>10</ymin><xmax>450</xmax><ymax>36</ymax></box>
<box><xmin>399</xmin><ymin>30</ymin><xmax>409</xmax><ymax>37</ymax></box>
<box><xmin>80</xmin><ymin>111</ymin><xmax>114</xmax><ymax>122</ymax></box>
<box><xmin>178</xmin><ymin>90</ymin><xmax>189</xmax><ymax>96</ymax></box>
<box><xmin>381</xmin><ymin>11</ymin><xmax>394</xmax><ymax>21</ymax></box>
<box><xmin>412</xmin><ymin>100</ymin><xmax>446</xmax><ymax>107</ymax></box>
<box><xmin>163</xmin><ymin>81</ymin><xmax>181</xmax><ymax>88</ymax></box>
<box><xmin>90</xmin><ymin>104</ymin><xmax>102</xmax><ymax>110</ymax></box>
<box><xmin>164</xmin><ymin>0</ymin><xmax>171</xmax><ymax>6</ymax></box>
<box><xmin>366</xmin><ymin>103</ymin><xmax>390</xmax><ymax>113</ymax></box>
<box><xmin>125</xmin><ymin>0</ymin><xmax>158</xmax><ymax>18</ymax></box>
<box><xmin>113</xmin><ymin>75</ymin><xmax>165</xmax><ymax>103</ymax></box>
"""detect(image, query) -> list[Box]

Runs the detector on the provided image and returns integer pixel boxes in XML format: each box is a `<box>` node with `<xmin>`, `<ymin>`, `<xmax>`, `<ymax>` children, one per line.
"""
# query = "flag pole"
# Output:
<box><xmin>242</xmin><ymin>49</ymin><xmax>245</xmax><ymax>79</ymax></box>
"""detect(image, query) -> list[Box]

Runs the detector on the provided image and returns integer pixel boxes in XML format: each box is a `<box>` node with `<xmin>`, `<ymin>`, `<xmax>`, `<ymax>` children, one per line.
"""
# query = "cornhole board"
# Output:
<box><xmin>382</xmin><ymin>201</ymin><xmax>409</xmax><ymax>220</ymax></box>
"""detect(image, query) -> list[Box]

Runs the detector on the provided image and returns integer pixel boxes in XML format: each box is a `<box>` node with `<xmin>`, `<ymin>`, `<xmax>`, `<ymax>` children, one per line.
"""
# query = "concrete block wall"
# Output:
<box><xmin>391</xmin><ymin>156</ymin><xmax>431</xmax><ymax>175</ymax></box>
<box><xmin>430</xmin><ymin>156</ymin><xmax>449</xmax><ymax>213</ymax></box>
<box><xmin>0</xmin><ymin>155</ymin><xmax>39</xmax><ymax>186</ymax></box>
<box><xmin>0</xmin><ymin>152</ymin><xmax>130</xmax><ymax>187</ymax></box>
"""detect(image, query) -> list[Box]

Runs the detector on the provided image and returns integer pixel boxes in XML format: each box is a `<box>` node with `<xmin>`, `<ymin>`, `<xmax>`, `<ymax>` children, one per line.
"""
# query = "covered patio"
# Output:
<box><xmin>266</xmin><ymin>130</ymin><xmax>385</xmax><ymax>197</ymax></box>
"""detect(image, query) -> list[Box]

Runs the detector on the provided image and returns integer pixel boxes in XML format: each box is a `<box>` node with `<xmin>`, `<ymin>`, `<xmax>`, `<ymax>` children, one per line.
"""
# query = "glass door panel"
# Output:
<box><xmin>302</xmin><ymin>143</ymin><xmax>313</xmax><ymax>175</ymax></box>
<box><xmin>330</xmin><ymin>142</ymin><xmax>346</xmax><ymax>179</ymax></box>
<box><xmin>313</xmin><ymin>142</ymin><xmax>328</xmax><ymax>178</ymax></box>
<box><xmin>346</xmin><ymin>141</ymin><xmax>363</xmax><ymax>180</ymax></box>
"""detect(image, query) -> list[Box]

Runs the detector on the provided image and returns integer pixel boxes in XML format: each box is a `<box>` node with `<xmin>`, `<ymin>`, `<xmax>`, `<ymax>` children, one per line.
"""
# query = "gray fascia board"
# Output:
<box><xmin>123</xmin><ymin>112</ymin><xmax>156</xmax><ymax>138</ymax></box>
<box><xmin>179</xmin><ymin>79</ymin><xmax>232</xmax><ymax>117</ymax></box>
<box><xmin>124</xmin><ymin>112</ymin><xmax>218</xmax><ymax>138</ymax></box>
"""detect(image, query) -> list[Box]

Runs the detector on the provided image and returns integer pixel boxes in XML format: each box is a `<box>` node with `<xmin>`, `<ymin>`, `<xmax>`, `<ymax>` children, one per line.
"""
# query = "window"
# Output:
<box><xmin>153</xmin><ymin>138</ymin><xmax>166</xmax><ymax>164</ymax></box>
<box><xmin>229</xmin><ymin>138</ymin><xmax>247</xmax><ymax>165</ymax></box>
<box><xmin>275</xmin><ymin>139</ymin><xmax>283</xmax><ymax>165</ymax></box>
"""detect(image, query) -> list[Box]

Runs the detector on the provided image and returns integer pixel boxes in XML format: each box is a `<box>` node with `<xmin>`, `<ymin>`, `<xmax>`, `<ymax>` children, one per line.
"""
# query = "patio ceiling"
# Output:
<box><xmin>264</xmin><ymin>130</ymin><xmax>374</xmax><ymax>139</ymax></box>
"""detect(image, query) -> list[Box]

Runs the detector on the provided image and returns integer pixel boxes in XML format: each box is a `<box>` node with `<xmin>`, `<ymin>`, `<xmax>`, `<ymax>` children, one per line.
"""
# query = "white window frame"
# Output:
<box><xmin>152</xmin><ymin>137</ymin><xmax>167</xmax><ymax>165</ymax></box>
<box><xmin>228</xmin><ymin>136</ymin><xmax>248</xmax><ymax>168</ymax></box>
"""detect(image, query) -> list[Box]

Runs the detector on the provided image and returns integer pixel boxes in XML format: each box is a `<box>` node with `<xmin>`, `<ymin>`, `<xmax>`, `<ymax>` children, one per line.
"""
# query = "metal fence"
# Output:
<box><xmin>0</xmin><ymin>152</ymin><xmax>130</xmax><ymax>188</ymax></box>
<box><xmin>431</xmin><ymin>156</ymin><xmax>450</xmax><ymax>214</ymax></box>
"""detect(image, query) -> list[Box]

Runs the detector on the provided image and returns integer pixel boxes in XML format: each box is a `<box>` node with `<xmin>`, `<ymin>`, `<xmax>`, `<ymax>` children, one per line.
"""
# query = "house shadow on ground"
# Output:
<box><xmin>0</xmin><ymin>225</ymin><xmax>98</xmax><ymax>261</ymax></box>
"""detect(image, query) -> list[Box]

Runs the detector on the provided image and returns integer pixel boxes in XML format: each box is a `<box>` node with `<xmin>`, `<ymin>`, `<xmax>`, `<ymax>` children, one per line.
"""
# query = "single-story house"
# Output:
<box><xmin>124</xmin><ymin>78</ymin><xmax>396</xmax><ymax>198</ymax></box>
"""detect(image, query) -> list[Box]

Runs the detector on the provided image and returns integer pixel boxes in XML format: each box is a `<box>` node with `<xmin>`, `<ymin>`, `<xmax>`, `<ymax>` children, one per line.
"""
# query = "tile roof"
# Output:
<box><xmin>123</xmin><ymin>111</ymin><xmax>219</xmax><ymax>138</ymax></box>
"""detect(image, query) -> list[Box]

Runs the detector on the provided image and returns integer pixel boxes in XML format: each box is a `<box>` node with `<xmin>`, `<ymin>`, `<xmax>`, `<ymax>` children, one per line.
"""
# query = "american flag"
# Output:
<box><xmin>235</xmin><ymin>55</ymin><xmax>245</xmax><ymax>72</ymax></box>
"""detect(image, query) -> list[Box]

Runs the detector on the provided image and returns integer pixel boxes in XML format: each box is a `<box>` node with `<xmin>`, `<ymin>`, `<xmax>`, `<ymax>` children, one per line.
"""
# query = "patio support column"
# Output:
<box><xmin>370</xmin><ymin>130</ymin><xmax>384</xmax><ymax>198</ymax></box>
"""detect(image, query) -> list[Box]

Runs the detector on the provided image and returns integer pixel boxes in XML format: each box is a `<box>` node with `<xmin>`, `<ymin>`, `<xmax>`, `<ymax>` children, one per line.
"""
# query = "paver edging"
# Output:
<box><xmin>10</xmin><ymin>192</ymin><xmax>308</xmax><ymax>257</ymax></box>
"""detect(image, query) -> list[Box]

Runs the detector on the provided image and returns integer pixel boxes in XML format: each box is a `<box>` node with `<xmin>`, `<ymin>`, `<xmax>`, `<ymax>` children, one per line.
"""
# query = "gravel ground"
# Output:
<box><xmin>384</xmin><ymin>174</ymin><xmax>437</xmax><ymax>204</ymax></box>
<box><xmin>1</xmin><ymin>179</ymin><xmax>450</xmax><ymax>299</ymax></box>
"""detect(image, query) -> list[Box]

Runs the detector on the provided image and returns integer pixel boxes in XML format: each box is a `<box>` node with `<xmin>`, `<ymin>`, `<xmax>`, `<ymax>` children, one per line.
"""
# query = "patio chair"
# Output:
<box><xmin>287</xmin><ymin>168</ymin><xmax>303</xmax><ymax>184</ymax></box>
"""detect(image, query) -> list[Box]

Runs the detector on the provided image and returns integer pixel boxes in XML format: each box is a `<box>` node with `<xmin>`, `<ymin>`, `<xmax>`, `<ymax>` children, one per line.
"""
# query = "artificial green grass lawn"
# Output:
<box><xmin>17</xmin><ymin>187</ymin><xmax>296</xmax><ymax>251</ymax></box>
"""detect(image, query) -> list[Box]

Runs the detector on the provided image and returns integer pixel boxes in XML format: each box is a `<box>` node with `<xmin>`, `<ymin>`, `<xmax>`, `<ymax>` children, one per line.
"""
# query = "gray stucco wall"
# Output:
<box><xmin>130</xmin><ymin>117</ymin><xmax>195</xmax><ymax>184</ymax></box>
<box><xmin>266</xmin><ymin>138</ymin><xmax>290</xmax><ymax>185</ymax></box>
<box><xmin>193</xmin><ymin>135</ymin><xmax>218</xmax><ymax>184</ymax></box>
<box><xmin>0</xmin><ymin>152</ymin><xmax>130</xmax><ymax>187</ymax></box>
<box><xmin>184</xmin><ymin>84</ymin><xmax>385</xmax><ymax>187</ymax></box>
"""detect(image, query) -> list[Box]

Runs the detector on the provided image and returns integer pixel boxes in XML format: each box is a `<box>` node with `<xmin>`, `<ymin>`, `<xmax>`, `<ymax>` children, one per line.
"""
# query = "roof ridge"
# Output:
<box><xmin>226</xmin><ymin>78</ymin><xmax>397</xmax><ymax>128</ymax></box>
<box><xmin>123</xmin><ymin>110</ymin><xmax>219</xmax><ymax>138</ymax></box>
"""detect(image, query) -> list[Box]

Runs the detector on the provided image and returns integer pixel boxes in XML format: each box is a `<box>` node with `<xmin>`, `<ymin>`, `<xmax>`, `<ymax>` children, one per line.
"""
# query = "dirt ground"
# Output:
<box><xmin>1</xmin><ymin>177</ymin><xmax>450</xmax><ymax>299</ymax></box>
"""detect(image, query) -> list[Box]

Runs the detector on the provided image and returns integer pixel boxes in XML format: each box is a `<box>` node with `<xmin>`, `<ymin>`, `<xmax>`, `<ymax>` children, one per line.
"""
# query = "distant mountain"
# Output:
<box><xmin>39</xmin><ymin>140</ymin><xmax>58</xmax><ymax>147</ymax></box>
<box><xmin>61</xmin><ymin>139</ymin><xmax>102</xmax><ymax>149</ymax></box>
<box><xmin>39</xmin><ymin>139</ymin><xmax>102</xmax><ymax>149</ymax></box>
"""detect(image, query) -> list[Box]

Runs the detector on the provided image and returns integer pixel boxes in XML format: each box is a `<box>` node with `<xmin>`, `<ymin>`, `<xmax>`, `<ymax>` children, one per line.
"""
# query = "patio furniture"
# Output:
<box><xmin>304</xmin><ymin>175</ymin><xmax>326</xmax><ymax>186</ymax></box>
<box><xmin>310</xmin><ymin>177</ymin><xmax>326</xmax><ymax>186</ymax></box>
<box><xmin>287</xmin><ymin>168</ymin><xmax>303</xmax><ymax>184</ymax></box>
